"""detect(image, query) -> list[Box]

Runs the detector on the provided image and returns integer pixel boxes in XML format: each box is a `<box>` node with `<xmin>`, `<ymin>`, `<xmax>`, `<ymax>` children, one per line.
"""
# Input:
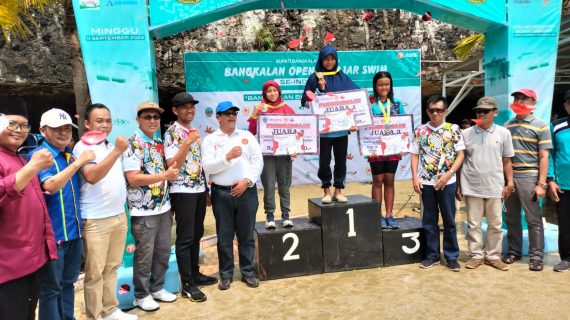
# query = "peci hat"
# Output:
<box><xmin>511</xmin><ymin>88</ymin><xmax>537</xmax><ymax>101</ymax></box>
<box><xmin>0</xmin><ymin>96</ymin><xmax>28</xmax><ymax>118</ymax></box>
<box><xmin>40</xmin><ymin>108</ymin><xmax>78</xmax><ymax>129</ymax></box>
<box><xmin>137</xmin><ymin>101</ymin><xmax>164</xmax><ymax>114</ymax></box>
<box><xmin>172</xmin><ymin>92</ymin><xmax>199</xmax><ymax>107</ymax></box>
<box><xmin>474</xmin><ymin>96</ymin><xmax>498</xmax><ymax>110</ymax></box>
<box><xmin>215</xmin><ymin>101</ymin><xmax>240</xmax><ymax>114</ymax></box>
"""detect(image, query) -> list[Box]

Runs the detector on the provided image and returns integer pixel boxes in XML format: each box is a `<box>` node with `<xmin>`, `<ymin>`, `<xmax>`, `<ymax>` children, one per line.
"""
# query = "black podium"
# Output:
<box><xmin>254</xmin><ymin>218</ymin><xmax>323</xmax><ymax>280</ymax></box>
<box><xmin>382</xmin><ymin>217</ymin><xmax>425</xmax><ymax>267</ymax></box>
<box><xmin>308</xmin><ymin>195</ymin><xmax>383</xmax><ymax>272</ymax></box>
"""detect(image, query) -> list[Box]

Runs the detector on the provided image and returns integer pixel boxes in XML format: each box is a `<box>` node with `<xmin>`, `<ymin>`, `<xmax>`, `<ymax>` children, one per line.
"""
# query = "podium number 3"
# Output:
<box><xmin>402</xmin><ymin>232</ymin><xmax>420</xmax><ymax>254</ymax></box>
<box><xmin>283</xmin><ymin>233</ymin><xmax>300</xmax><ymax>261</ymax></box>
<box><xmin>346</xmin><ymin>208</ymin><xmax>356</xmax><ymax>237</ymax></box>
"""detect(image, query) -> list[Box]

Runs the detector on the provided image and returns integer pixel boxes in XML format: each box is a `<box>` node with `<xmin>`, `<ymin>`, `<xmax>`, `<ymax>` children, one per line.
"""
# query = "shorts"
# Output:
<box><xmin>369</xmin><ymin>160</ymin><xmax>399</xmax><ymax>175</ymax></box>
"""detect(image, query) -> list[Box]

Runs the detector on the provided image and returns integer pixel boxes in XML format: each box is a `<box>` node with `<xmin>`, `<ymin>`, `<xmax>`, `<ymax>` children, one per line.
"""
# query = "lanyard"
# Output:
<box><xmin>314</xmin><ymin>69</ymin><xmax>340</xmax><ymax>78</ymax></box>
<box><xmin>378</xmin><ymin>99</ymin><xmax>391</xmax><ymax>129</ymax></box>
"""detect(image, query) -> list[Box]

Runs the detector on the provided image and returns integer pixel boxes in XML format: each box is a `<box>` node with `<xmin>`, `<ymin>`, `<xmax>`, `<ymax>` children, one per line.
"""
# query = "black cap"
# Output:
<box><xmin>172</xmin><ymin>92</ymin><xmax>199</xmax><ymax>107</ymax></box>
<box><xmin>0</xmin><ymin>96</ymin><xmax>28</xmax><ymax>118</ymax></box>
<box><xmin>563</xmin><ymin>90</ymin><xmax>570</xmax><ymax>102</ymax></box>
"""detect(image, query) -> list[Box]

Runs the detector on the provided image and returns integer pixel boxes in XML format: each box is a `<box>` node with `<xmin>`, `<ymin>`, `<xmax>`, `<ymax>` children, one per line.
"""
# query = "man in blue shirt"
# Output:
<box><xmin>27</xmin><ymin>108</ymin><xmax>95</xmax><ymax>320</ymax></box>
<box><xmin>548</xmin><ymin>90</ymin><xmax>570</xmax><ymax>272</ymax></box>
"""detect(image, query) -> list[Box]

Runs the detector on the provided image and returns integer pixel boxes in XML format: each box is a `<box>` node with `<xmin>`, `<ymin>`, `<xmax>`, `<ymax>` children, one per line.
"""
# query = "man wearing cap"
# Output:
<box><xmin>202</xmin><ymin>101</ymin><xmax>263</xmax><ymax>290</ymax></box>
<box><xmin>164</xmin><ymin>93</ymin><xmax>217</xmax><ymax>302</ymax></box>
<box><xmin>0</xmin><ymin>97</ymin><xmax>57</xmax><ymax>320</ymax></box>
<box><xmin>503</xmin><ymin>88</ymin><xmax>552</xmax><ymax>271</ymax></box>
<box><xmin>123</xmin><ymin>101</ymin><xmax>180</xmax><ymax>312</ymax></box>
<box><xmin>73</xmin><ymin>103</ymin><xmax>136</xmax><ymax>320</ymax></box>
<box><xmin>456</xmin><ymin>96</ymin><xmax>515</xmax><ymax>271</ymax></box>
<box><xmin>26</xmin><ymin>108</ymin><xmax>96</xmax><ymax>320</ymax></box>
<box><xmin>547</xmin><ymin>90</ymin><xmax>570</xmax><ymax>272</ymax></box>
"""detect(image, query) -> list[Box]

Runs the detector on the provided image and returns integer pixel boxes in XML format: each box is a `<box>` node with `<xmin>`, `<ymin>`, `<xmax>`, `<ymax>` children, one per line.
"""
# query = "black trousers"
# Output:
<box><xmin>557</xmin><ymin>190</ymin><xmax>570</xmax><ymax>261</ymax></box>
<box><xmin>0</xmin><ymin>270</ymin><xmax>41</xmax><ymax>320</ymax></box>
<box><xmin>318</xmin><ymin>136</ymin><xmax>348</xmax><ymax>189</ymax></box>
<box><xmin>171</xmin><ymin>192</ymin><xmax>207</xmax><ymax>286</ymax></box>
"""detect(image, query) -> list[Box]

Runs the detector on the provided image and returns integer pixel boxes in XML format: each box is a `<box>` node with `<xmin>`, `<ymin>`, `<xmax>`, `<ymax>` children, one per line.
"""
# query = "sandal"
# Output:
<box><xmin>529</xmin><ymin>259</ymin><xmax>544</xmax><ymax>272</ymax></box>
<box><xmin>502</xmin><ymin>254</ymin><xmax>521</xmax><ymax>264</ymax></box>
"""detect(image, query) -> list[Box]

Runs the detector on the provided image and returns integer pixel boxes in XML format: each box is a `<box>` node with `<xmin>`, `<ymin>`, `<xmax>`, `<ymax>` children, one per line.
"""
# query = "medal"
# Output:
<box><xmin>316</xmin><ymin>72</ymin><xmax>324</xmax><ymax>79</ymax></box>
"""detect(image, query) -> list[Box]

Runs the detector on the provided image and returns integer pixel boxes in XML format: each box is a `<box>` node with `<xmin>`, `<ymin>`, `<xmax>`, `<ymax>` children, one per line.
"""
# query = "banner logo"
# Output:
<box><xmin>466</xmin><ymin>0</ymin><xmax>486</xmax><ymax>3</ymax></box>
<box><xmin>80</xmin><ymin>0</ymin><xmax>100</xmax><ymax>9</ymax></box>
<box><xmin>177</xmin><ymin>0</ymin><xmax>201</xmax><ymax>3</ymax></box>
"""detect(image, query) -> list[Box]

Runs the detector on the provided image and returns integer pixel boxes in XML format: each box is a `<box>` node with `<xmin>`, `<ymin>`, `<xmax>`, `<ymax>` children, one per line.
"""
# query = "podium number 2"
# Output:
<box><xmin>402</xmin><ymin>232</ymin><xmax>420</xmax><ymax>254</ymax></box>
<box><xmin>282</xmin><ymin>233</ymin><xmax>300</xmax><ymax>261</ymax></box>
<box><xmin>346</xmin><ymin>208</ymin><xmax>356</xmax><ymax>237</ymax></box>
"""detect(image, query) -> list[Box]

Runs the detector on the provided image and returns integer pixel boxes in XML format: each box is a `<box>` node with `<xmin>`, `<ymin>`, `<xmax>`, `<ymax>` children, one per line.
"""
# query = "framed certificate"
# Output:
<box><xmin>258</xmin><ymin>114</ymin><xmax>319</xmax><ymax>155</ymax></box>
<box><xmin>310</xmin><ymin>89</ymin><xmax>373</xmax><ymax>133</ymax></box>
<box><xmin>358</xmin><ymin>114</ymin><xmax>414</xmax><ymax>157</ymax></box>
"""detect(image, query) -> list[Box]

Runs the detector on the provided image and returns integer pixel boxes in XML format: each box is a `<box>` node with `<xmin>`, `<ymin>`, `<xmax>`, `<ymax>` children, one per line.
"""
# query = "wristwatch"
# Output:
<box><xmin>246</xmin><ymin>179</ymin><xmax>254</xmax><ymax>188</ymax></box>
<box><xmin>537</xmin><ymin>182</ymin><xmax>548</xmax><ymax>189</ymax></box>
<box><xmin>449</xmin><ymin>168</ymin><xmax>455</xmax><ymax>175</ymax></box>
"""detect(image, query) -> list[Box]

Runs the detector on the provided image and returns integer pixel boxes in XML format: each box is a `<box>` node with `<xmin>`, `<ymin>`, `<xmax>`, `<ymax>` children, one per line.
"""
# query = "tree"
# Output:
<box><xmin>0</xmin><ymin>0</ymin><xmax>57</xmax><ymax>42</ymax></box>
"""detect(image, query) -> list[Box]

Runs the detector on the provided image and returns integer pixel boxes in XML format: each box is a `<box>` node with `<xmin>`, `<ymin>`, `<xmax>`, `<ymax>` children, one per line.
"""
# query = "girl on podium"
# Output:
<box><xmin>248</xmin><ymin>80</ymin><xmax>296</xmax><ymax>229</ymax></box>
<box><xmin>301</xmin><ymin>45</ymin><xmax>358</xmax><ymax>204</ymax></box>
<box><xmin>369</xmin><ymin>71</ymin><xmax>405</xmax><ymax>229</ymax></box>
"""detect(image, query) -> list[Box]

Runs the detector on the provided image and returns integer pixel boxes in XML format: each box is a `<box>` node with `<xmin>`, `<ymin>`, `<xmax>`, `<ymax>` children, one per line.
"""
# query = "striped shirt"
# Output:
<box><xmin>548</xmin><ymin>117</ymin><xmax>570</xmax><ymax>190</ymax></box>
<box><xmin>505</xmin><ymin>114</ymin><xmax>552</xmax><ymax>176</ymax></box>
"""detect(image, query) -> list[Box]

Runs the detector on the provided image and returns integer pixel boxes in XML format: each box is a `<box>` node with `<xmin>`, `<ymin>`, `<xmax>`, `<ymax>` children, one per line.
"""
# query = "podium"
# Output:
<box><xmin>382</xmin><ymin>217</ymin><xmax>425</xmax><ymax>267</ymax></box>
<box><xmin>308</xmin><ymin>195</ymin><xmax>383</xmax><ymax>272</ymax></box>
<box><xmin>254</xmin><ymin>218</ymin><xmax>323</xmax><ymax>280</ymax></box>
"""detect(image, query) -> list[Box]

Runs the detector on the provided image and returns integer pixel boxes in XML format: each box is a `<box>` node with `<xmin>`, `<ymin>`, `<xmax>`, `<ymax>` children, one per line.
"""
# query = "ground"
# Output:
<box><xmin>72</xmin><ymin>182</ymin><xmax>569</xmax><ymax>320</ymax></box>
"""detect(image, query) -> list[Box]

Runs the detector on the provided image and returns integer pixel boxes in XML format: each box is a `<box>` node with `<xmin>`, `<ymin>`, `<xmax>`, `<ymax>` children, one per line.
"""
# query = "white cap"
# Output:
<box><xmin>40</xmin><ymin>108</ymin><xmax>78</xmax><ymax>129</ymax></box>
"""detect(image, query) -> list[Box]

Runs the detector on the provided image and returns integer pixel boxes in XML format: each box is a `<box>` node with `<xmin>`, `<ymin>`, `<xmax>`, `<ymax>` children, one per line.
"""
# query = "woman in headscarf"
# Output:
<box><xmin>301</xmin><ymin>45</ymin><xmax>359</xmax><ymax>204</ymax></box>
<box><xmin>249</xmin><ymin>80</ymin><xmax>296</xmax><ymax>229</ymax></box>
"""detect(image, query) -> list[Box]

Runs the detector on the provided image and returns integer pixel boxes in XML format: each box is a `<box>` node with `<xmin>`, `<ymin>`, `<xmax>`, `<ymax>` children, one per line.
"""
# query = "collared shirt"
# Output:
<box><xmin>505</xmin><ymin>114</ymin><xmax>552</xmax><ymax>177</ymax></box>
<box><xmin>411</xmin><ymin>122</ymin><xmax>465</xmax><ymax>185</ymax></box>
<box><xmin>73</xmin><ymin>139</ymin><xmax>127</xmax><ymax>219</ymax></box>
<box><xmin>163</xmin><ymin>121</ymin><xmax>206</xmax><ymax>194</ymax></box>
<box><xmin>0</xmin><ymin>146</ymin><xmax>57</xmax><ymax>284</ymax></box>
<box><xmin>201</xmin><ymin>128</ymin><xmax>263</xmax><ymax>186</ymax></box>
<box><xmin>548</xmin><ymin>117</ymin><xmax>570</xmax><ymax>190</ymax></box>
<box><xmin>123</xmin><ymin>128</ymin><xmax>170</xmax><ymax>216</ymax></box>
<box><xmin>460</xmin><ymin>124</ymin><xmax>514</xmax><ymax>198</ymax></box>
<box><xmin>26</xmin><ymin>141</ymin><xmax>82</xmax><ymax>242</ymax></box>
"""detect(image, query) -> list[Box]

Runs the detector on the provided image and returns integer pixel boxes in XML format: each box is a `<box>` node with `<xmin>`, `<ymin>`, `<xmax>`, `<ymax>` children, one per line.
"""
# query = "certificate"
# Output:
<box><xmin>258</xmin><ymin>114</ymin><xmax>319</xmax><ymax>155</ymax></box>
<box><xmin>310</xmin><ymin>89</ymin><xmax>373</xmax><ymax>131</ymax></box>
<box><xmin>358</xmin><ymin>114</ymin><xmax>414</xmax><ymax>157</ymax></box>
<box><xmin>320</xmin><ymin>109</ymin><xmax>356</xmax><ymax>134</ymax></box>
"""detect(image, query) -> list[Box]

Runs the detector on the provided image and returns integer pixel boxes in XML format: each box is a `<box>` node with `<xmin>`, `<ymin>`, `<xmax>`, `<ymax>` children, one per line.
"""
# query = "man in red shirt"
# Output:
<box><xmin>0</xmin><ymin>97</ymin><xmax>57</xmax><ymax>320</ymax></box>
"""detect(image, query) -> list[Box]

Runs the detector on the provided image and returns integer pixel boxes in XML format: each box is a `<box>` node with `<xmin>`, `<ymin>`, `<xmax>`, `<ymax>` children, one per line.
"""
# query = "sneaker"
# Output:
<box><xmin>133</xmin><ymin>295</ymin><xmax>160</xmax><ymax>312</ymax></box>
<box><xmin>485</xmin><ymin>259</ymin><xmax>509</xmax><ymax>271</ymax></box>
<box><xmin>265</xmin><ymin>220</ymin><xmax>276</xmax><ymax>229</ymax></box>
<box><xmin>218</xmin><ymin>278</ymin><xmax>232</xmax><ymax>290</ymax></box>
<box><xmin>553</xmin><ymin>260</ymin><xmax>570</xmax><ymax>272</ymax></box>
<box><xmin>103</xmin><ymin>309</ymin><xmax>138</xmax><ymax>320</ymax></box>
<box><xmin>333</xmin><ymin>194</ymin><xmax>348</xmax><ymax>203</ymax></box>
<box><xmin>380</xmin><ymin>218</ymin><xmax>388</xmax><ymax>229</ymax></box>
<box><xmin>447</xmin><ymin>260</ymin><xmax>461</xmax><ymax>272</ymax></box>
<box><xmin>193</xmin><ymin>273</ymin><xmax>218</xmax><ymax>286</ymax></box>
<box><xmin>241</xmin><ymin>276</ymin><xmax>260</xmax><ymax>288</ymax></box>
<box><xmin>282</xmin><ymin>219</ymin><xmax>294</xmax><ymax>228</ymax></box>
<box><xmin>181</xmin><ymin>284</ymin><xmax>207</xmax><ymax>302</ymax></box>
<box><xmin>465</xmin><ymin>258</ymin><xmax>484</xmax><ymax>269</ymax></box>
<box><xmin>385</xmin><ymin>215</ymin><xmax>399</xmax><ymax>229</ymax></box>
<box><xmin>322</xmin><ymin>195</ymin><xmax>332</xmax><ymax>204</ymax></box>
<box><xmin>150</xmin><ymin>289</ymin><xmax>177</xmax><ymax>303</ymax></box>
<box><xmin>420</xmin><ymin>259</ymin><xmax>440</xmax><ymax>269</ymax></box>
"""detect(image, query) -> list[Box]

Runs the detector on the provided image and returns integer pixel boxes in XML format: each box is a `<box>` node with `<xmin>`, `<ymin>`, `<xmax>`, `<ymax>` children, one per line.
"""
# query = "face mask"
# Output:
<box><xmin>510</xmin><ymin>102</ymin><xmax>536</xmax><ymax>115</ymax></box>
<box><xmin>81</xmin><ymin>130</ymin><xmax>108</xmax><ymax>145</ymax></box>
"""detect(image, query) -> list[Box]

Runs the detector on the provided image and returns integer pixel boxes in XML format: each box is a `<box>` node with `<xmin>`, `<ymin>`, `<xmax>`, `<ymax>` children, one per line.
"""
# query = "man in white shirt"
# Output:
<box><xmin>164</xmin><ymin>93</ymin><xmax>217</xmax><ymax>303</ymax></box>
<box><xmin>202</xmin><ymin>101</ymin><xmax>263</xmax><ymax>290</ymax></box>
<box><xmin>73</xmin><ymin>103</ymin><xmax>136</xmax><ymax>320</ymax></box>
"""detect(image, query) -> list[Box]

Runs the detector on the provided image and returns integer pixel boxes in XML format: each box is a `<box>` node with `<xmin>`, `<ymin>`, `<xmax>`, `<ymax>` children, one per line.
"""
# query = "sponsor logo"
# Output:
<box><xmin>242</xmin><ymin>139</ymin><xmax>249</xmax><ymax>145</ymax></box>
<box><xmin>205</xmin><ymin>107</ymin><xmax>213</xmax><ymax>117</ymax></box>
<box><xmin>241</xmin><ymin>106</ymin><xmax>251</xmax><ymax>116</ymax></box>
<box><xmin>80</xmin><ymin>0</ymin><xmax>100</xmax><ymax>9</ymax></box>
<box><xmin>106</xmin><ymin>0</ymin><xmax>138</xmax><ymax>6</ymax></box>
<box><xmin>365</xmin><ymin>167</ymin><xmax>372</xmax><ymax>175</ymax></box>
<box><xmin>466</xmin><ymin>0</ymin><xmax>486</xmax><ymax>3</ymax></box>
<box><xmin>177</xmin><ymin>0</ymin><xmax>201</xmax><ymax>3</ymax></box>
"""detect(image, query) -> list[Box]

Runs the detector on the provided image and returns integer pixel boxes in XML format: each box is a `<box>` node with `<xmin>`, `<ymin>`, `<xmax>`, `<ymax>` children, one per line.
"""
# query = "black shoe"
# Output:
<box><xmin>447</xmin><ymin>260</ymin><xmax>461</xmax><ymax>272</ymax></box>
<box><xmin>218</xmin><ymin>278</ymin><xmax>232</xmax><ymax>290</ymax></box>
<box><xmin>241</xmin><ymin>276</ymin><xmax>259</xmax><ymax>288</ymax></box>
<box><xmin>420</xmin><ymin>259</ymin><xmax>440</xmax><ymax>269</ymax></box>
<box><xmin>193</xmin><ymin>273</ymin><xmax>218</xmax><ymax>286</ymax></box>
<box><xmin>181</xmin><ymin>285</ymin><xmax>207</xmax><ymax>302</ymax></box>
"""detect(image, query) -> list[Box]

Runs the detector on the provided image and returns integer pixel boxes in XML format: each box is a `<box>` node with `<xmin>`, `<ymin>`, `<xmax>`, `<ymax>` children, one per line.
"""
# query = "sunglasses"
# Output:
<box><xmin>7</xmin><ymin>120</ymin><xmax>32</xmax><ymax>133</ymax></box>
<box><xmin>475</xmin><ymin>108</ymin><xmax>495</xmax><ymax>115</ymax></box>
<box><xmin>140</xmin><ymin>114</ymin><xmax>161</xmax><ymax>121</ymax></box>
<box><xmin>427</xmin><ymin>108</ymin><xmax>446</xmax><ymax>114</ymax></box>
<box><xmin>220</xmin><ymin>111</ymin><xmax>239</xmax><ymax>117</ymax></box>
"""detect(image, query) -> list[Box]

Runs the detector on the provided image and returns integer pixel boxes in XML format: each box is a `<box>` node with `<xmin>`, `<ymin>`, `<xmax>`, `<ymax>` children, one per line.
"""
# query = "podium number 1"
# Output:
<box><xmin>402</xmin><ymin>232</ymin><xmax>420</xmax><ymax>254</ymax></box>
<box><xmin>283</xmin><ymin>233</ymin><xmax>300</xmax><ymax>261</ymax></box>
<box><xmin>346</xmin><ymin>208</ymin><xmax>356</xmax><ymax>237</ymax></box>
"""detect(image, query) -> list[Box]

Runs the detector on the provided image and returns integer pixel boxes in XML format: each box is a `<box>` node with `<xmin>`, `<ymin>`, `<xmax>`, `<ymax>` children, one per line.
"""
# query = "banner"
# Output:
<box><xmin>358</xmin><ymin>115</ymin><xmax>414</xmax><ymax>157</ymax></box>
<box><xmin>310</xmin><ymin>89</ymin><xmax>373</xmax><ymax>133</ymax></box>
<box><xmin>258</xmin><ymin>115</ymin><xmax>319</xmax><ymax>156</ymax></box>
<box><xmin>184</xmin><ymin>50</ymin><xmax>421</xmax><ymax>185</ymax></box>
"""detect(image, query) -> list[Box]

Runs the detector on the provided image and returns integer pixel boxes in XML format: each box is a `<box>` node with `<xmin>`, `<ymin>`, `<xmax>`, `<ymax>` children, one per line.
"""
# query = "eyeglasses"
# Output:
<box><xmin>475</xmin><ymin>109</ymin><xmax>494</xmax><ymax>115</ymax></box>
<box><xmin>140</xmin><ymin>114</ymin><xmax>161</xmax><ymax>121</ymax></box>
<box><xmin>427</xmin><ymin>108</ymin><xmax>446</xmax><ymax>114</ymax></box>
<box><xmin>220</xmin><ymin>111</ymin><xmax>238</xmax><ymax>117</ymax></box>
<box><xmin>7</xmin><ymin>120</ymin><xmax>32</xmax><ymax>133</ymax></box>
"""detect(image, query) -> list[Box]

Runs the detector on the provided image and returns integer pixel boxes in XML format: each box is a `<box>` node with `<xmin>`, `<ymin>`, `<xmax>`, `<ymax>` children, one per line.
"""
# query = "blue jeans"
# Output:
<box><xmin>421</xmin><ymin>183</ymin><xmax>459</xmax><ymax>261</ymax></box>
<box><xmin>38</xmin><ymin>238</ymin><xmax>83</xmax><ymax>320</ymax></box>
<box><xmin>211</xmin><ymin>185</ymin><xmax>258</xmax><ymax>279</ymax></box>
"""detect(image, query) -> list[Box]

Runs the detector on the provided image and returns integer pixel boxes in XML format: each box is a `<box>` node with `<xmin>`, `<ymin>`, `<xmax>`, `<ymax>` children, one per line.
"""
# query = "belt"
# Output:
<box><xmin>211</xmin><ymin>183</ymin><xmax>233</xmax><ymax>190</ymax></box>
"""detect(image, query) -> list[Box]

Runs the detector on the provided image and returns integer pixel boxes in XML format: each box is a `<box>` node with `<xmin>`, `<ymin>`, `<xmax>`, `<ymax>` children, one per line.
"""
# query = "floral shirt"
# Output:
<box><xmin>411</xmin><ymin>122</ymin><xmax>465</xmax><ymax>186</ymax></box>
<box><xmin>163</xmin><ymin>121</ymin><xmax>206</xmax><ymax>194</ymax></box>
<box><xmin>123</xmin><ymin>129</ymin><xmax>170</xmax><ymax>216</ymax></box>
